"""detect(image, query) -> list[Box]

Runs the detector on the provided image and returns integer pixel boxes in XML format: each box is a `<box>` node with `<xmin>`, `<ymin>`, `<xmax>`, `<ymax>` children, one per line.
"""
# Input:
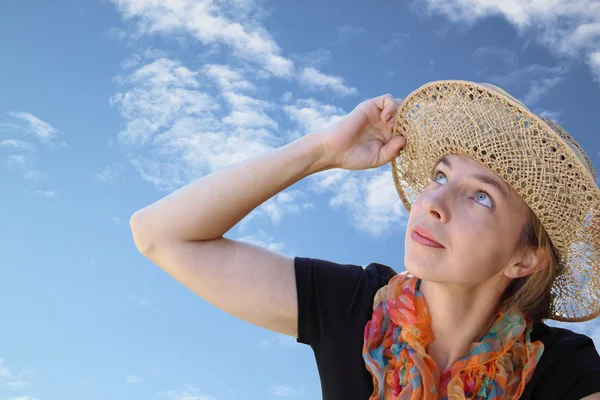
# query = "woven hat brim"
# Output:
<box><xmin>391</xmin><ymin>80</ymin><xmax>600</xmax><ymax>322</ymax></box>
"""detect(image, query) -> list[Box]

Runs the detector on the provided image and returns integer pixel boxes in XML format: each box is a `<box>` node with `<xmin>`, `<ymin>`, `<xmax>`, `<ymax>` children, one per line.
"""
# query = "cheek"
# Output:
<box><xmin>451</xmin><ymin>227</ymin><xmax>513</xmax><ymax>278</ymax></box>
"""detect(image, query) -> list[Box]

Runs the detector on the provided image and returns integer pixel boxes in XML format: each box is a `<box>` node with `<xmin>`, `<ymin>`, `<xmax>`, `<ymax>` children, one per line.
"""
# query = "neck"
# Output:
<box><xmin>419</xmin><ymin>277</ymin><xmax>505</xmax><ymax>372</ymax></box>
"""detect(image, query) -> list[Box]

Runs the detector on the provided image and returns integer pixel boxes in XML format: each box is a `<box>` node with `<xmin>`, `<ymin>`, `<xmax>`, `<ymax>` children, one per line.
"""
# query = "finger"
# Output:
<box><xmin>386</xmin><ymin>98</ymin><xmax>405</xmax><ymax>129</ymax></box>
<box><xmin>380</xmin><ymin>96</ymin><xmax>400</xmax><ymax>126</ymax></box>
<box><xmin>378</xmin><ymin>135</ymin><xmax>406</xmax><ymax>166</ymax></box>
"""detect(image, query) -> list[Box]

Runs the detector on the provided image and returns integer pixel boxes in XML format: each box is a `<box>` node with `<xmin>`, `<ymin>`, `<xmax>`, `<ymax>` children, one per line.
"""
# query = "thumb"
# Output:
<box><xmin>378</xmin><ymin>135</ymin><xmax>406</xmax><ymax>166</ymax></box>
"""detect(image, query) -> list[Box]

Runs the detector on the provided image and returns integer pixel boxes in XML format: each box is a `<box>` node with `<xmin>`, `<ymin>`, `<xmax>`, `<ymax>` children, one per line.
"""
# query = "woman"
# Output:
<box><xmin>130</xmin><ymin>81</ymin><xmax>600</xmax><ymax>399</ymax></box>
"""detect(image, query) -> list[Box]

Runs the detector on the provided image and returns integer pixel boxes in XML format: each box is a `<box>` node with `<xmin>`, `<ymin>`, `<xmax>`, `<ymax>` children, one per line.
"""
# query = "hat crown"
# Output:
<box><xmin>480</xmin><ymin>82</ymin><xmax>596</xmax><ymax>181</ymax></box>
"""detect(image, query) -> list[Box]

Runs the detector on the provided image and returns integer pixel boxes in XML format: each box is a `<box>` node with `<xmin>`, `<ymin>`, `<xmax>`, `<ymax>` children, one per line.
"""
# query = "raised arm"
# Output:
<box><xmin>129</xmin><ymin>94</ymin><xmax>405</xmax><ymax>337</ymax></box>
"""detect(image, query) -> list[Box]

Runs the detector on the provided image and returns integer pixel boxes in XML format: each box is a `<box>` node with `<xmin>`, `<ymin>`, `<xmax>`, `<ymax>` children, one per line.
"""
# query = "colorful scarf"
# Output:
<box><xmin>362</xmin><ymin>274</ymin><xmax>544</xmax><ymax>399</ymax></box>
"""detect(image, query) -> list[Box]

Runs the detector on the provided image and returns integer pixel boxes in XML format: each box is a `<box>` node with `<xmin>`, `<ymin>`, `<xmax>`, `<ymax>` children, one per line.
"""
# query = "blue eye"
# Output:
<box><xmin>431</xmin><ymin>170</ymin><xmax>495</xmax><ymax>209</ymax></box>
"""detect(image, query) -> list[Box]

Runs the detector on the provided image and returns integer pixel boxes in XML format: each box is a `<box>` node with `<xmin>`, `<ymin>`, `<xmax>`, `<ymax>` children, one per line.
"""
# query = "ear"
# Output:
<box><xmin>504</xmin><ymin>247</ymin><xmax>547</xmax><ymax>279</ymax></box>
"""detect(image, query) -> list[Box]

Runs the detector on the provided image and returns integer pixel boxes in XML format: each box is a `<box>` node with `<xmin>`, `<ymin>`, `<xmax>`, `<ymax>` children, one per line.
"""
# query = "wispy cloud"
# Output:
<box><xmin>293</xmin><ymin>48</ymin><xmax>332</xmax><ymax>68</ymax></box>
<box><xmin>269</xmin><ymin>384</ymin><xmax>304</xmax><ymax>398</ymax></box>
<box><xmin>0</xmin><ymin>139</ymin><xmax>37</xmax><ymax>151</ymax></box>
<box><xmin>238</xmin><ymin>190</ymin><xmax>314</xmax><ymax>230</ymax></box>
<box><xmin>335</xmin><ymin>24</ymin><xmax>366</xmax><ymax>43</ymax></box>
<box><xmin>0</xmin><ymin>112</ymin><xmax>63</xmax><ymax>184</ymax></box>
<box><xmin>204</xmin><ymin>64</ymin><xmax>256</xmax><ymax>92</ymax></box>
<box><xmin>111</xmin><ymin>0</ymin><xmax>293</xmax><ymax>77</ymax></box>
<box><xmin>0</xmin><ymin>359</ymin><xmax>34</xmax><ymax>390</ymax></box>
<box><xmin>307</xmin><ymin>168</ymin><xmax>408</xmax><ymax>237</ymax></box>
<box><xmin>422</xmin><ymin>0</ymin><xmax>600</xmax><ymax>86</ymax></box>
<box><xmin>283</xmin><ymin>98</ymin><xmax>346</xmax><ymax>138</ymax></box>
<box><xmin>159</xmin><ymin>384</ymin><xmax>217</xmax><ymax>400</ymax></box>
<box><xmin>472</xmin><ymin>47</ymin><xmax>568</xmax><ymax>105</ymax></box>
<box><xmin>109</xmin><ymin>0</ymin><xmax>395</xmax><ymax>232</ymax></box>
<box><xmin>589</xmin><ymin>50</ymin><xmax>600</xmax><ymax>82</ymax></box>
<box><xmin>127</xmin><ymin>293</ymin><xmax>157</xmax><ymax>312</ymax></box>
<box><xmin>7</xmin><ymin>396</ymin><xmax>40</xmax><ymax>400</ymax></box>
<box><xmin>300</xmin><ymin>68</ymin><xmax>358</xmax><ymax>96</ymax></box>
<box><xmin>94</xmin><ymin>163</ymin><xmax>125</xmax><ymax>185</ymax></box>
<box><xmin>29</xmin><ymin>190</ymin><xmax>56</xmax><ymax>198</ymax></box>
<box><xmin>7</xmin><ymin>112</ymin><xmax>57</xmax><ymax>141</ymax></box>
<box><xmin>126</xmin><ymin>375</ymin><xmax>141</xmax><ymax>384</ymax></box>
<box><xmin>259</xmin><ymin>333</ymin><xmax>296</xmax><ymax>349</ymax></box>
<box><xmin>236</xmin><ymin>230</ymin><xmax>294</xmax><ymax>256</ymax></box>
<box><xmin>537</xmin><ymin>109</ymin><xmax>563</xmax><ymax>123</ymax></box>
<box><xmin>5</xmin><ymin>154</ymin><xmax>27</xmax><ymax>169</ymax></box>
<box><xmin>473</xmin><ymin>46</ymin><xmax>519</xmax><ymax>69</ymax></box>
<box><xmin>377</xmin><ymin>33</ymin><xmax>409</xmax><ymax>55</ymax></box>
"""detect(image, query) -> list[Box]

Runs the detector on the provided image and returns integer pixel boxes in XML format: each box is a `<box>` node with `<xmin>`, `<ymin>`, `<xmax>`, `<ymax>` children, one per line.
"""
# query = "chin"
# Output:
<box><xmin>403</xmin><ymin>257</ymin><xmax>430</xmax><ymax>281</ymax></box>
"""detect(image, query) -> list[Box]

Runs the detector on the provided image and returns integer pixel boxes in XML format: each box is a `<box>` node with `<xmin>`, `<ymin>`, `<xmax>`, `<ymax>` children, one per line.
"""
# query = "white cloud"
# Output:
<box><xmin>473</xmin><ymin>46</ymin><xmax>519</xmax><ymax>68</ymax></box>
<box><xmin>336</xmin><ymin>25</ymin><xmax>365</xmax><ymax>42</ymax></box>
<box><xmin>259</xmin><ymin>333</ymin><xmax>296</xmax><ymax>349</ymax></box>
<box><xmin>22</xmin><ymin>170</ymin><xmax>48</xmax><ymax>183</ymax></box>
<box><xmin>522</xmin><ymin>75</ymin><xmax>564</xmax><ymax>105</ymax></box>
<box><xmin>537</xmin><ymin>109</ymin><xmax>563</xmax><ymax>123</ymax></box>
<box><xmin>0</xmin><ymin>112</ymin><xmax>64</xmax><ymax>185</ymax></box>
<box><xmin>590</xmin><ymin>50</ymin><xmax>600</xmax><ymax>82</ymax></box>
<box><xmin>7</xmin><ymin>112</ymin><xmax>58</xmax><ymax>141</ymax></box>
<box><xmin>109</xmin><ymin>1</ymin><xmax>387</xmax><ymax>231</ymax></box>
<box><xmin>259</xmin><ymin>190</ymin><xmax>313</xmax><ymax>225</ymax></box>
<box><xmin>29</xmin><ymin>190</ymin><xmax>56</xmax><ymax>198</ymax></box>
<box><xmin>307</xmin><ymin>168</ymin><xmax>408</xmax><ymax>238</ymax></box>
<box><xmin>112</xmin><ymin>216</ymin><xmax>122</xmax><ymax>225</ymax></box>
<box><xmin>0</xmin><ymin>359</ymin><xmax>34</xmax><ymax>390</ymax></box>
<box><xmin>474</xmin><ymin>52</ymin><xmax>568</xmax><ymax>105</ymax></box>
<box><xmin>126</xmin><ymin>375</ymin><xmax>141</xmax><ymax>383</ymax></box>
<box><xmin>283</xmin><ymin>98</ymin><xmax>346</xmax><ymax>137</ymax></box>
<box><xmin>236</xmin><ymin>229</ymin><xmax>294</xmax><ymax>256</ymax></box>
<box><xmin>7</xmin><ymin>397</ymin><xmax>40</xmax><ymax>400</ymax></box>
<box><xmin>127</xmin><ymin>293</ymin><xmax>153</xmax><ymax>309</ymax></box>
<box><xmin>94</xmin><ymin>163</ymin><xmax>125</xmax><ymax>185</ymax></box>
<box><xmin>236</xmin><ymin>190</ymin><xmax>314</xmax><ymax>231</ymax></box>
<box><xmin>377</xmin><ymin>33</ymin><xmax>409</xmax><ymax>55</ymax></box>
<box><xmin>111</xmin><ymin>57</ymin><xmax>217</xmax><ymax>147</ymax></box>
<box><xmin>293</xmin><ymin>48</ymin><xmax>332</xmax><ymax>68</ymax></box>
<box><xmin>112</xmin><ymin>57</ymin><xmax>290</xmax><ymax>219</ymax></box>
<box><xmin>0</xmin><ymin>359</ymin><xmax>10</xmax><ymax>377</ymax></box>
<box><xmin>300</xmin><ymin>68</ymin><xmax>358</xmax><ymax>96</ymax></box>
<box><xmin>423</xmin><ymin>0</ymin><xmax>600</xmax><ymax>85</ymax></box>
<box><xmin>111</xmin><ymin>0</ymin><xmax>293</xmax><ymax>77</ymax></box>
<box><xmin>269</xmin><ymin>384</ymin><xmax>304</xmax><ymax>398</ymax></box>
<box><xmin>0</xmin><ymin>139</ymin><xmax>36</xmax><ymax>151</ymax></box>
<box><xmin>5</xmin><ymin>154</ymin><xmax>27</xmax><ymax>169</ymax></box>
<box><xmin>159</xmin><ymin>384</ymin><xmax>217</xmax><ymax>400</ymax></box>
<box><xmin>281</xmin><ymin>91</ymin><xmax>293</xmax><ymax>103</ymax></box>
<box><xmin>204</xmin><ymin>64</ymin><xmax>256</xmax><ymax>92</ymax></box>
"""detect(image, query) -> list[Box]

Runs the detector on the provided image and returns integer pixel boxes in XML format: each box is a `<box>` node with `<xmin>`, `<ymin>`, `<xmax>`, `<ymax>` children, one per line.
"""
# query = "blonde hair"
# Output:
<box><xmin>500</xmin><ymin>206</ymin><xmax>560</xmax><ymax>320</ymax></box>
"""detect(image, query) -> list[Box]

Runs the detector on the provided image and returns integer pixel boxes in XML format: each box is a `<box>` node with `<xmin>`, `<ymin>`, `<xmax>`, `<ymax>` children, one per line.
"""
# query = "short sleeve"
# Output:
<box><xmin>560</xmin><ymin>340</ymin><xmax>600</xmax><ymax>400</ymax></box>
<box><xmin>528</xmin><ymin>326</ymin><xmax>600</xmax><ymax>400</ymax></box>
<box><xmin>294</xmin><ymin>257</ymin><xmax>396</xmax><ymax>348</ymax></box>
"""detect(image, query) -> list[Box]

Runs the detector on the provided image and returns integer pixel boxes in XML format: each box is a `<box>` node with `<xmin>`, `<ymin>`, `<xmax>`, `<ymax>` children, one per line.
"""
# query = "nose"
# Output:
<box><xmin>421</xmin><ymin>185</ymin><xmax>452</xmax><ymax>223</ymax></box>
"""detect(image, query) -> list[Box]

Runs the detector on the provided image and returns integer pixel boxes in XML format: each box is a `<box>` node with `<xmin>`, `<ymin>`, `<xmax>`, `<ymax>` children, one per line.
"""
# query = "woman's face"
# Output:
<box><xmin>405</xmin><ymin>154</ymin><xmax>531</xmax><ymax>287</ymax></box>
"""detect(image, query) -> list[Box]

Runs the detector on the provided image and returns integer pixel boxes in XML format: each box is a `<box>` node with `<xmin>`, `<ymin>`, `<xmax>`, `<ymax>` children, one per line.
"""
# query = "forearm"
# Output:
<box><xmin>130</xmin><ymin>132</ymin><xmax>330</xmax><ymax>251</ymax></box>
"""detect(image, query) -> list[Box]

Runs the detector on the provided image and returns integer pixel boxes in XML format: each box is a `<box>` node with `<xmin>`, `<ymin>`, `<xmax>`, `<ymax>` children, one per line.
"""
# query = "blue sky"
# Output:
<box><xmin>1</xmin><ymin>0</ymin><xmax>600</xmax><ymax>399</ymax></box>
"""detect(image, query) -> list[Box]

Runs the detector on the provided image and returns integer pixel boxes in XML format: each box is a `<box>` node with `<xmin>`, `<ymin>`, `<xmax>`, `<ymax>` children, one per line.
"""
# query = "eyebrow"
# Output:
<box><xmin>437</xmin><ymin>155</ymin><xmax>509</xmax><ymax>202</ymax></box>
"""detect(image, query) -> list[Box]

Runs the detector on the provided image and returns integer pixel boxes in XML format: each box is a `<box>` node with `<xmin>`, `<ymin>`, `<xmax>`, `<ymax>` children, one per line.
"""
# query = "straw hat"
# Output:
<box><xmin>391</xmin><ymin>80</ymin><xmax>600</xmax><ymax>322</ymax></box>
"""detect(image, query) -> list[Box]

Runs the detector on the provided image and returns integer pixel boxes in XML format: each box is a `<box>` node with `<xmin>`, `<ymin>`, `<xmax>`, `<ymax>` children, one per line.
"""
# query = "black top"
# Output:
<box><xmin>295</xmin><ymin>256</ymin><xmax>600</xmax><ymax>400</ymax></box>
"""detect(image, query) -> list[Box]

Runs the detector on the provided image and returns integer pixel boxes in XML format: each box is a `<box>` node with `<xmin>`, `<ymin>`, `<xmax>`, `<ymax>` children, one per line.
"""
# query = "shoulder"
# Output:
<box><xmin>294</xmin><ymin>257</ymin><xmax>397</xmax><ymax>293</ymax></box>
<box><xmin>527</xmin><ymin>321</ymin><xmax>600</xmax><ymax>400</ymax></box>
<box><xmin>294</xmin><ymin>257</ymin><xmax>398</xmax><ymax>345</ymax></box>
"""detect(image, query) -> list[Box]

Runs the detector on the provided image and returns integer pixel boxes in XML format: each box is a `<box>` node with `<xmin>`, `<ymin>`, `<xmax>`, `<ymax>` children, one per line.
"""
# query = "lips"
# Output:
<box><xmin>413</xmin><ymin>226</ymin><xmax>444</xmax><ymax>248</ymax></box>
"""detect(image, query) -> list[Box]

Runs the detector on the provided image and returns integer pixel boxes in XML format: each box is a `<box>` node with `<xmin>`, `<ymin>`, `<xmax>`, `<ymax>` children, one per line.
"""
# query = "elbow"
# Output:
<box><xmin>130</xmin><ymin>210</ymin><xmax>156</xmax><ymax>256</ymax></box>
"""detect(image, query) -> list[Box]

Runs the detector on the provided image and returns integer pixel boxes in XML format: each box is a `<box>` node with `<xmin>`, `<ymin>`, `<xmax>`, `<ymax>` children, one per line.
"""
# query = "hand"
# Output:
<box><xmin>317</xmin><ymin>94</ymin><xmax>406</xmax><ymax>170</ymax></box>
